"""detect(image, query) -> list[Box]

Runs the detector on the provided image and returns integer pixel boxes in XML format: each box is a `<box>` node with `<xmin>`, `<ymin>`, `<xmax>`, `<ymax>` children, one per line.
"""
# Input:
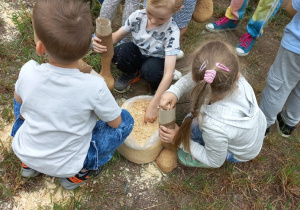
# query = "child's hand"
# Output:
<box><xmin>160</xmin><ymin>92</ymin><xmax>177</xmax><ymax>110</ymax></box>
<box><xmin>159</xmin><ymin>124</ymin><xmax>179</xmax><ymax>143</ymax></box>
<box><xmin>144</xmin><ymin>102</ymin><xmax>158</xmax><ymax>123</ymax></box>
<box><xmin>93</xmin><ymin>37</ymin><xmax>107</xmax><ymax>53</ymax></box>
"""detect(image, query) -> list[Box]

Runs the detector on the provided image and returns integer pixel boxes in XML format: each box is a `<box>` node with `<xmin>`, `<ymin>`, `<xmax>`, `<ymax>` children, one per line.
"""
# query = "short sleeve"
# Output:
<box><xmin>94</xmin><ymin>84</ymin><xmax>121</xmax><ymax>122</ymax></box>
<box><xmin>123</xmin><ymin>10</ymin><xmax>140</xmax><ymax>32</ymax></box>
<box><xmin>164</xmin><ymin>21</ymin><xmax>180</xmax><ymax>56</ymax></box>
<box><xmin>292</xmin><ymin>0</ymin><xmax>300</xmax><ymax>11</ymax></box>
<box><xmin>15</xmin><ymin>60</ymin><xmax>37</xmax><ymax>98</ymax></box>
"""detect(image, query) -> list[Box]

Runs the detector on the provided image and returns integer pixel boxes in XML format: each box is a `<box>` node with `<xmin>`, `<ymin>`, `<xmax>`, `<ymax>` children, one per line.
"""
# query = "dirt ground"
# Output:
<box><xmin>0</xmin><ymin>0</ymin><xmax>299</xmax><ymax>209</ymax></box>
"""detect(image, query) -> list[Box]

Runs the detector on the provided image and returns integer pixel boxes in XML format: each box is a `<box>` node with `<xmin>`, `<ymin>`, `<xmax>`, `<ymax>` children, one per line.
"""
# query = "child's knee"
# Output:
<box><xmin>118</xmin><ymin>109</ymin><xmax>134</xmax><ymax>132</ymax></box>
<box><xmin>120</xmin><ymin>109</ymin><xmax>134</xmax><ymax>126</ymax></box>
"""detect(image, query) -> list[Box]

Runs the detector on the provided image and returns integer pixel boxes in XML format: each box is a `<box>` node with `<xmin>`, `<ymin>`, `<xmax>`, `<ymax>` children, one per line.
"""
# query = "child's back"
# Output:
<box><xmin>12</xmin><ymin>60</ymin><xmax>118</xmax><ymax>177</ymax></box>
<box><xmin>11</xmin><ymin>0</ymin><xmax>134</xmax><ymax>189</ymax></box>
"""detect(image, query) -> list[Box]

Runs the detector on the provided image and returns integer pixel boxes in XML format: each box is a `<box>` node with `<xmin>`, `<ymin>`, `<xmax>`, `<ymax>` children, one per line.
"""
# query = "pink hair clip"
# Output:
<box><xmin>216</xmin><ymin>62</ymin><xmax>230</xmax><ymax>72</ymax></box>
<box><xmin>204</xmin><ymin>70</ymin><xmax>216</xmax><ymax>84</ymax></box>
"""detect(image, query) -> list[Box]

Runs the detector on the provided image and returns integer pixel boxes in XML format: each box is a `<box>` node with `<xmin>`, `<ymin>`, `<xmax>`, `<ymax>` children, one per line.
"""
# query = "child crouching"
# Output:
<box><xmin>11</xmin><ymin>0</ymin><xmax>134</xmax><ymax>190</ymax></box>
<box><xmin>159</xmin><ymin>40</ymin><xmax>267</xmax><ymax>167</ymax></box>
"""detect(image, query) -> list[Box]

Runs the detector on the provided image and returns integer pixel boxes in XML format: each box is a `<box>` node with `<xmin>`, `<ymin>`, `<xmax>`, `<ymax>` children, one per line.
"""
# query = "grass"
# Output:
<box><xmin>0</xmin><ymin>0</ymin><xmax>299</xmax><ymax>209</ymax></box>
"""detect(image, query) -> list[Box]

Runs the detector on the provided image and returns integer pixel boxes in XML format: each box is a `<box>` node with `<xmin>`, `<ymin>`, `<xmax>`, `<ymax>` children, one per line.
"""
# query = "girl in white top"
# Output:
<box><xmin>159</xmin><ymin>40</ymin><xmax>267</xmax><ymax>168</ymax></box>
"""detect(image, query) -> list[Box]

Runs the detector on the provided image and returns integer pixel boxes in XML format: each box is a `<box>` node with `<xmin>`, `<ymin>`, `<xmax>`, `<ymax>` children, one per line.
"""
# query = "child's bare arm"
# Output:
<box><xmin>112</xmin><ymin>27</ymin><xmax>130</xmax><ymax>45</ymax></box>
<box><xmin>107</xmin><ymin>115</ymin><xmax>122</xmax><ymax>128</ymax></box>
<box><xmin>144</xmin><ymin>55</ymin><xmax>177</xmax><ymax>123</ymax></box>
<box><xmin>14</xmin><ymin>91</ymin><xmax>22</xmax><ymax>104</ymax></box>
<box><xmin>93</xmin><ymin>27</ymin><xmax>129</xmax><ymax>54</ymax></box>
<box><xmin>14</xmin><ymin>91</ymin><xmax>24</xmax><ymax>120</ymax></box>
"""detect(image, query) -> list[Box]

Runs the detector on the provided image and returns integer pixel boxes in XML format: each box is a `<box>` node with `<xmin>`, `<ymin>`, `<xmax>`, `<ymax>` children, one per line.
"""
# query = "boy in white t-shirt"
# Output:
<box><xmin>93</xmin><ymin>0</ymin><xmax>184</xmax><ymax>123</ymax></box>
<box><xmin>11</xmin><ymin>0</ymin><xmax>134</xmax><ymax>190</ymax></box>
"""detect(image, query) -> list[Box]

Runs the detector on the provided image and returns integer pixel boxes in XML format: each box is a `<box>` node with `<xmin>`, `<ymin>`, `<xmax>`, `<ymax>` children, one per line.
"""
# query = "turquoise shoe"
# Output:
<box><xmin>177</xmin><ymin>149</ymin><xmax>210</xmax><ymax>168</ymax></box>
<box><xmin>236</xmin><ymin>32</ymin><xmax>256</xmax><ymax>56</ymax></box>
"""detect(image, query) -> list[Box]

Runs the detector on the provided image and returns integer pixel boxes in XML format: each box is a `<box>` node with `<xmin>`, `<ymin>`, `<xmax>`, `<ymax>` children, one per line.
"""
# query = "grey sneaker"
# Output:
<box><xmin>59</xmin><ymin>166</ymin><xmax>104</xmax><ymax>190</ymax></box>
<box><xmin>114</xmin><ymin>72</ymin><xmax>140</xmax><ymax>93</ymax></box>
<box><xmin>21</xmin><ymin>162</ymin><xmax>40</xmax><ymax>177</ymax></box>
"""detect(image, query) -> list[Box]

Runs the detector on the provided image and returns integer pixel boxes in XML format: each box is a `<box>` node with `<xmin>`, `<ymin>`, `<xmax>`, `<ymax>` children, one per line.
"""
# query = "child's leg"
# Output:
<box><xmin>140</xmin><ymin>57</ymin><xmax>164</xmax><ymax>91</ymax></box>
<box><xmin>206</xmin><ymin>0</ymin><xmax>247</xmax><ymax>32</ymax></box>
<box><xmin>225</xmin><ymin>0</ymin><xmax>250</xmax><ymax>21</ymax></box>
<box><xmin>59</xmin><ymin>110</ymin><xmax>133</xmax><ymax>190</ymax></box>
<box><xmin>11</xmin><ymin>98</ymin><xmax>24</xmax><ymax>137</ymax></box>
<box><xmin>99</xmin><ymin>0</ymin><xmax>122</xmax><ymax>21</ymax></box>
<box><xmin>260</xmin><ymin>46</ymin><xmax>300</xmax><ymax>128</ymax></box>
<box><xmin>247</xmin><ymin>0</ymin><xmax>282</xmax><ymax>38</ymax></box>
<box><xmin>122</xmin><ymin>0</ymin><xmax>140</xmax><ymax>26</ymax></box>
<box><xmin>172</xmin><ymin>0</ymin><xmax>197</xmax><ymax>30</ymax></box>
<box><xmin>11</xmin><ymin>98</ymin><xmax>40</xmax><ymax>177</ymax></box>
<box><xmin>179</xmin><ymin>113</ymin><xmax>239</xmax><ymax>167</ymax></box>
<box><xmin>281</xmin><ymin>81</ymin><xmax>300</xmax><ymax>127</ymax></box>
<box><xmin>113</xmin><ymin>42</ymin><xmax>144</xmax><ymax>92</ymax></box>
<box><xmin>182</xmin><ymin>113</ymin><xmax>205</xmax><ymax>145</ymax></box>
<box><xmin>120</xmin><ymin>0</ymin><xmax>141</xmax><ymax>43</ymax></box>
<box><xmin>112</xmin><ymin>42</ymin><xmax>144</xmax><ymax>75</ymax></box>
<box><xmin>83</xmin><ymin>109</ymin><xmax>134</xmax><ymax>170</ymax></box>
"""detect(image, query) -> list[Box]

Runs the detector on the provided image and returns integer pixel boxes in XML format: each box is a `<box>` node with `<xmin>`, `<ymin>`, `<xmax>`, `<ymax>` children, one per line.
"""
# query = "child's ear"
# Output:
<box><xmin>36</xmin><ymin>41</ymin><xmax>46</xmax><ymax>56</ymax></box>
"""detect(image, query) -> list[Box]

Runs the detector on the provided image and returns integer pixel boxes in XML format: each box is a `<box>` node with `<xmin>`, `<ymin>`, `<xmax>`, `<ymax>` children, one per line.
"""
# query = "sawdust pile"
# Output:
<box><xmin>121</xmin><ymin>162</ymin><xmax>163</xmax><ymax>193</ymax></box>
<box><xmin>0</xmin><ymin>2</ymin><xmax>24</xmax><ymax>42</ymax></box>
<box><xmin>12</xmin><ymin>177</ymin><xmax>83</xmax><ymax>209</ymax></box>
<box><xmin>0</xmin><ymin>122</ymin><xmax>13</xmax><ymax>150</ymax></box>
<box><xmin>127</xmin><ymin>100</ymin><xmax>158</xmax><ymax>147</ymax></box>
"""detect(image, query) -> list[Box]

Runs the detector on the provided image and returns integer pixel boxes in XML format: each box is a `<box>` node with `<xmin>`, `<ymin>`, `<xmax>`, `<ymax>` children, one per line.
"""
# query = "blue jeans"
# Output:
<box><xmin>185</xmin><ymin>114</ymin><xmax>240</xmax><ymax>163</ymax></box>
<box><xmin>11</xmin><ymin>99</ymin><xmax>134</xmax><ymax>170</ymax></box>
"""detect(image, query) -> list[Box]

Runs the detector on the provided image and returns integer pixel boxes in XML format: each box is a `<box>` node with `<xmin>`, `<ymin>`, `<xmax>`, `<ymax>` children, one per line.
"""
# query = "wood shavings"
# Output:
<box><xmin>127</xmin><ymin>100</ymin><xmax>158</xmax><ymax>147</ymax></box>
<box><xmin>12</xmin><ymin>177</ymin><xmax>82</xmax><ymax>209</ymax></box>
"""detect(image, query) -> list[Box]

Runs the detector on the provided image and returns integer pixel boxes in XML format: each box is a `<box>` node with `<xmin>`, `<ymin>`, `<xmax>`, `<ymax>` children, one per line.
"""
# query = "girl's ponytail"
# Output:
<box><xmin>173</xmin><ymin>80</ymin><xmax>212</xmax><ymax>153</ymax></box>
<box><xmin>173</xmin><ymin>40</ymin><xmax>240</xmax><ymax>153</ymax></box>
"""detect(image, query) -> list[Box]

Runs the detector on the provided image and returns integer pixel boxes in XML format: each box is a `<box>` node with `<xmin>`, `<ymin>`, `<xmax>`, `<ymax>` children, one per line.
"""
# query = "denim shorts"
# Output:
<box><xmin>11</xmin><ymin>99</ymin><xmax>134</xmax><ymax>171</ymax></box>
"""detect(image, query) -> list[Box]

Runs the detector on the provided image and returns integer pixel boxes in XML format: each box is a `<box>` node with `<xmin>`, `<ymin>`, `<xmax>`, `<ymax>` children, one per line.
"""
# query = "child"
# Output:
<box><xmin>99</xmin><ymin>0</ymin><xmax>141</xmax><ymax>43</ymax></box>
<box><xmin>11</xmin><ymin>0</ymin><xmax>134</xmax><ymax>190</ymax></box>
<box><xmin>93</xmin><ymin>0</ymin><xmax>184</xmax><ymax>123</ymax></box>
<box><xmin>260</xmin><ymin>0</ymin><xmax>299</xmax><ymax>138</ymax></box>
<box><xmin>206</xmin><ymin>0</ymin><xmax>282</xmax><ymax>56</ymax></box>
<box><xmin>143</xmin><ymin>0</ymin><xmax>198</xmax><ymax>59</ymax></box>
<box><xmin>159</xmin><ymin>40</ymin><xmax>267</xmax><ymax>168</ymax></box>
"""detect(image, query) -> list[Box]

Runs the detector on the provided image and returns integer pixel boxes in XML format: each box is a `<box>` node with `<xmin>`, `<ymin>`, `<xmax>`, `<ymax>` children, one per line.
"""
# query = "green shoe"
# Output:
<box><xmin>177</xmin><ymin>149</ymin><xmax>210</xmax><ymax>168</ymax></box>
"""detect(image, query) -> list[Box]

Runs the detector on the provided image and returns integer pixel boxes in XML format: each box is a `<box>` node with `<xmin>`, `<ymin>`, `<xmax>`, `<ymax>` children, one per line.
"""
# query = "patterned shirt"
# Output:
<box><xmin>123</xmin><ymin>9</ymin><xmax>180</xmax><ymax>58</ymax></box>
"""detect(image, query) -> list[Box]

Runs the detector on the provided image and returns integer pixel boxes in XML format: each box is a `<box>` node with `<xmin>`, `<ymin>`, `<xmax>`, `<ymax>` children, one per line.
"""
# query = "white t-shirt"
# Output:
<box><xmin>123</xmin><ymin>9</ymin><xmax>180</xmax><ymax>58</ymax></box>
<box><xmin>12</xmin><ymin>60</ymin><xmax>121</xmax><ymax>177</ymax></box>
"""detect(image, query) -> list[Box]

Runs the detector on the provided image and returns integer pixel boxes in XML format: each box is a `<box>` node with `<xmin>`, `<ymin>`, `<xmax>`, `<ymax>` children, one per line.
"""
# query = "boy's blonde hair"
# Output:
<box><xmin>33</xmin><ymin>0</ymin><xmax>93</xmax><ymax>64</ymax></box>
<box><xmin>149</xmin><ymin>0</ymin><xmax>184</xmax><ymax>12</ymax></box>
<box><xmin>173</xmin><ymin>40</ymin><xmax>240</xmax><ymax>152</ymax></box>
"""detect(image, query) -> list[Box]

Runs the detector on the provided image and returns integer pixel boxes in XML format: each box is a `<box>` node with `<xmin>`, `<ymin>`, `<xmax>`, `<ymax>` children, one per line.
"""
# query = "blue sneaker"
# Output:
<box><xmin>236</xmin><ymin>33</ymin><xmax>256</xmax><ymax>56</ymax></box>
<box><xmin>205</xmin><ymin>16</ymin><xmax>239</xmax><ymax>32</ymax></box>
